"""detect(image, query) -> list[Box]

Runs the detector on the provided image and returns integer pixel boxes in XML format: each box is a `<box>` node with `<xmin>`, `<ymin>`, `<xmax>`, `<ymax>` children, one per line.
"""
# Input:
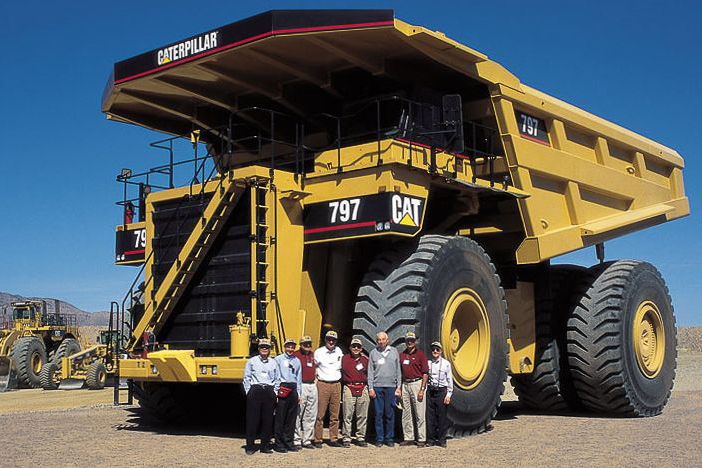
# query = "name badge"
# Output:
<box><xmin>378</xmin><ymin>358</ymin><xmax>385</xmax><ymax>365</ymax></box>
<box><xmin>402</xmin><ymin>359</ymin><xmax>410</xmax><ymax>365</ymax></box>
<box><xmin>307</xmin><ymin>362</ymin><xmax>313</xmax><ymax>367</ymax></box>
<box><xmin>355</xmin><ymin>363</ymin><xmax>364</xmax><ymax>371</ymax></box>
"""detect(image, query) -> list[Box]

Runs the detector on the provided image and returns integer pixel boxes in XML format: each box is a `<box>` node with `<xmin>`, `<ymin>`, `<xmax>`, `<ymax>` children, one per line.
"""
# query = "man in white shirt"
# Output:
<box><xmin>313</xmin><ymin>330</ymin><xmax>344</xmax><ymax>447</ymax></box>
<box><xmin>426</xmin><ymin>341</ymin><xmax>453</xmax><ymax>448</ymax></box>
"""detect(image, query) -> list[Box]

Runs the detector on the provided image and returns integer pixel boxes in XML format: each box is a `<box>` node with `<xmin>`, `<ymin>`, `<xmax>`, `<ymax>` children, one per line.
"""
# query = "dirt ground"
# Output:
<box><xmin>1</xmin><ymin>353</ymin><xmax>701</xmax><ymax>467</ymax></box>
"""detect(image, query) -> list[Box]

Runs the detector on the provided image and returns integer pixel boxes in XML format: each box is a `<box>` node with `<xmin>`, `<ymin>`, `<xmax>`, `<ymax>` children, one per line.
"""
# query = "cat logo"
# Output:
<box><xmin>391</xmin><ymin>194</ymin><xmax>422</xmax><ymax>227</ymax></box>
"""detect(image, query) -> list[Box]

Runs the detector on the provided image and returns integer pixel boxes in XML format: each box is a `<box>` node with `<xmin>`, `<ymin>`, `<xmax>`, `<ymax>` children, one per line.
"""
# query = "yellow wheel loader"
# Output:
<box><xmin>0</xmin><ymin>300</ymin><xmax>81</xmax><ymax>391</ymax></box>
<box><xmin>102</xmin><ymin>10</ymin><xmax>688</xmax><ymax>433</ymax></box>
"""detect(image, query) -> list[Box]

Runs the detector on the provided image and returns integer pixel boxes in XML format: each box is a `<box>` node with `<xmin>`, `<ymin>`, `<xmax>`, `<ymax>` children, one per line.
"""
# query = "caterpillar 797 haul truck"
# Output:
<box><xmin>104</xmin><ymin>10</ymin><xmax>689</xmax><ymax>434</ymax></box>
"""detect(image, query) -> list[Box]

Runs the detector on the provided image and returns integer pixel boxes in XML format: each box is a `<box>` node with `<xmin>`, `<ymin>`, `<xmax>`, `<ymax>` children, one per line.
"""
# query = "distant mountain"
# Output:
<box><xmin>0</xmin><ymin>292</ymin><xmax>112</xmax><ymax>326</ymax></box>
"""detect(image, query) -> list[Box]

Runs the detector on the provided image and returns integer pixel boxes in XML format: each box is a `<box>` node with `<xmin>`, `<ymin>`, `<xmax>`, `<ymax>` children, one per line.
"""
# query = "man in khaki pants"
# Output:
<box><xmin>399</xmin><ymin>332</ymin><xmax>429</xmax><ymax>447</ymax></box>
<box><xmin>341</xmin><ymin>337</ymin><xmax>370</xmax><ymax>447</ymax></box>
<box><xmin>313</xmin><ymin>330</ymin><xmax>344</xmax><ymax>447</ymax></box>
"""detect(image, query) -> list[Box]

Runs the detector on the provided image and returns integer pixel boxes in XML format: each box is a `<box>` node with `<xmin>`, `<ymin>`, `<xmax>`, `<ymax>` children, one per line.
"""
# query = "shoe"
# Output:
<box><xmin>245</xmin><ymin>447</ymin><xmax>256</xmax><ymax>455</ymax></box>
<box><xmin>287</xmin><ymin>445</ymin><xmax>301</xmax><ymax>452</ymax></box>
<box><xmin>416</xmin><ymin>442</ymin><xmax>426</xmax><ymax>448</ymax></box>
<box><xmin>356</xmin><ymin>440</ymin><xmax>368</xmax><ymax>447</ymax></box>
<box><xmin>261</xmin><ymin>446</ymin><xmax>273</xmax><ymax>454</ymax></box>
<box><xmin>274</xmin><ymin>445</ymin><xmax>288</xmax><ymax>453</ymax></box>
<box><xmin>425</xmin><ymin>441</ymin><xmax>435</xmax><ymax>447</ymax></box>
<box><xmin>385</xmin><ymin>441</ymin><xmax>395</xmax><ymax>447</ymax></box>
<box><xmin>439</xmin><ymin>441</ymin><xmax>447</xmax><ymax>448</ymax></box>
<box><xmin>375</xmin><ymin>441</ymin><xmax>383</xmax><ymax>448</ymax></box>
<box><xmin>302</xmin><ymin>444</ymin><xmax>315</xmax><ymax>449</ymax></box>
<box><xmin>342</xmin><ymin>440</ymin><xmax>351</xmax><ymax>448</ymax></box>
<box><xmin>328</xmin><ymin>440</ymin><xmax>343</xmax><ymax>448</ymax></box>
<box><xmin>399</xmin><ymin>441</ymin><xmax>415</xmax><ymax>447</ymax></box>
<box><xmin>312</xmin><ymin>442</ymin><xmax>323</xmax><ymax>449</ymax></box>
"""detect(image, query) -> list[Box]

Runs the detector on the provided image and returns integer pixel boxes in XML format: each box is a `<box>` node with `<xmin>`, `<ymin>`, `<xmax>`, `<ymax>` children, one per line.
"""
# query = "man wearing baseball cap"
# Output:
<box><xmin>243</xmin><ymin>338</ymin><xmax>280</xmax><ymax>455</ymax></box>
<box><xmin>426</xmin><ymin>341</ymin><xmax>453</xmax><ymax>447</ymax></box>
<box><xmin>274</xmin><ymin>338</ymin><xmax>302</xmax><ymax>452</ymax></box>
<box><xmin>294</xmin><ymin>335</ymin><xmax>317</xmax><ymax>449</ymax></box>
<box><xmin>399</xmin><ymin>331</ymin><xmax>429</xmax><ymax>447</ymax></box>
<box><xmin>341</xmin><ymin>337</ymin><xmax>370</xmax><ymax>447</ymax></box>
<box><xmin>313</xmin><ymin>330</ymin><xmax>344</xmax><ymax>447</ymax></box>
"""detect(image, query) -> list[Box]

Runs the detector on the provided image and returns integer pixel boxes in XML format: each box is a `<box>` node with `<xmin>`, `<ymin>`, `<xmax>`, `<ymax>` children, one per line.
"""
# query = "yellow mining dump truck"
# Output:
<box><xmin>0</xmin><ymin>300</ymin><xmax>81</xmax><ymax>390</ymax></box>
<box><xmin>103</xmin><ymin>10</ymin><xmax>689</xmax><ymax>433</ymax></box>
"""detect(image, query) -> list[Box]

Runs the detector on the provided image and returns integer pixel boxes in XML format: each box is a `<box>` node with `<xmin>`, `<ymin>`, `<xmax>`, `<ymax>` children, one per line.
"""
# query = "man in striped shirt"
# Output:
<box><xmin>426</xmin><ymin>341</ymin><xmax>453</xmax><ymax>448</ymax></box>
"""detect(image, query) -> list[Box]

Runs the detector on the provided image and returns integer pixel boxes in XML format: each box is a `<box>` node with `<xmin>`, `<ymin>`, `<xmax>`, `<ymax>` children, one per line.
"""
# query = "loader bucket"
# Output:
<box><xmin>0</xmin><ymin>357</ymin><xmax>17</xmax><ymax>392</ymax></box>
<box><xmin>58</xmin><ymin>378</ymin><xmax>85</xmax><ymax>390</ymax></box>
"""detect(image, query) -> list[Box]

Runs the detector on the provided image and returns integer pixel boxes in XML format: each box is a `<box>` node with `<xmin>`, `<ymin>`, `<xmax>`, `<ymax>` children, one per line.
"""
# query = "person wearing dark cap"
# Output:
<box><xmin>426</xmin><ymin>341</ymin><xmax>453</xmax><ymax>448</ymax></box>
<box><xmin>294</xmin><ymin>335</ymin><xmax>317</xmax><ymax>449</ymax></box>
<box><xmin>399</xmin><ymin>331</ymin><xmax>429</xmax><ymax>447</ymax></box>
<box><xmin>341</xmin><ymin>337</ymin><xmax>370</xmax><ymax>447</ymax></box>
<box><xmin>274</xmin><ymin>338</ymin><xmax>302</xmax><ymax>453</ymax></box>
<box><xmin>313</xmin><ymin>330</ymin><xmax>344</xmax><ymax>447</ymax></box>
<box><xmin>243</xmin><ymin>338</ymin><xmax>280</xmax><ymax>455</ymax></box>
<box><xmin>368</xmin><ymin>331</ymin><xmax>402</xmax><ymax>447</ymax></box>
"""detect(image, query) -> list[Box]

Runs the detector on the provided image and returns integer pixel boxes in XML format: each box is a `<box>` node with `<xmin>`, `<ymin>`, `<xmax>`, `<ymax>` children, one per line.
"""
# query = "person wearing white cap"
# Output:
<box><xmin>274</xmin><ymin>338</ymin><xmax>302</xmax><ymax>453</ymax></box>
<box><xmin>313</xmin><ymin>330</ymin><xmax>344</xmax><ymax>447</ymax></box>
<box><xmin>341</xmin><ymin>337</ymin><xmax>370</xmax><ymax>447</ymax></box>
<box><xmin>243</xmin><ymin>338</ymin><xmax>280</xmax><ymax>455</ymax></box>
<box><xmin>294</xmin><ymin>335</ymin><xmax>317</xmax><ymax>449</ymax></box>
<box><xmin>426</xmin><ymin>341</ymin><xmax>453</xmax><ymax>447</ymax></box>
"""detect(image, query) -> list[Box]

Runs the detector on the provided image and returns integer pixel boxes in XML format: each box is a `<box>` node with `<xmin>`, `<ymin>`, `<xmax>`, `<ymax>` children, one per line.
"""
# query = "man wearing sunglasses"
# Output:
<box><xmin>341</xmin><ymin>337</ymin><xmax>370</xmax><ymax>447</ymax></box>
<box><xmin>243</xmin><ymin>338</ymin><xmax>280</xmax><ymax>455</ymax></box>
<box><xmin>399</xmin><ymin>332</ymin><xmax>429</xmax><ymax>447</ymax></box>
<box><xmin>294</xmin><ymin>335</ymin><xmax>317</xmax><ymax>449</ymax></box>
<box><xmin>313</xmin><ymin>330</ymin><xmax>344</xmax><ymax>448</ymax></box>
<box><xmin>426</xmin><ymin>341</ymin><xmax>453</xmax><ymax>448</ymax></box>
<box><xmin>368</xmin><ymin>331</ymin><xmax>402</xmax><ymax>447</ymax></box>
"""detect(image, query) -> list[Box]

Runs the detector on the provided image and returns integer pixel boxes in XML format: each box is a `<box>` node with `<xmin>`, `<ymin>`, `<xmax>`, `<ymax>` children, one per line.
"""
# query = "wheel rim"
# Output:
<box><xmin>633</xmin><ymin>301</ymin><xmax>665</xmax><ymax>379</ymax></box>
<box><xmin>31</xmin><ymin>352</ymin><xmax>42</xmax><ymax>374</ymax></box>
<box><xmin>441</xmin><ymin>288</ymin><xmax>491</xmax><ymax>390</ymax></box>
<box><xmin>99</xmin><ymin>370</ymin><xmax>106</xmax><ymax>384</ymax></box>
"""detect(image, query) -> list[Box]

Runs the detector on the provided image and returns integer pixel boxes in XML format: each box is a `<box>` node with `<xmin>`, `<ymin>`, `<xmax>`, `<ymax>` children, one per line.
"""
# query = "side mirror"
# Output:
<box><xmin>442</xmin><ymin>94</ymin><xmax>465</xmax><ymax>153</ymax></box>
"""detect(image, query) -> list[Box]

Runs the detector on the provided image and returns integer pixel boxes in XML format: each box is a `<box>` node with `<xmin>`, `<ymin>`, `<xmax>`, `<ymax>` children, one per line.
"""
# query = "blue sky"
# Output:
<box><xmin>0</xmin><ymin>1</ymin><xmax>699</xmax><ymax>324</ymax></box>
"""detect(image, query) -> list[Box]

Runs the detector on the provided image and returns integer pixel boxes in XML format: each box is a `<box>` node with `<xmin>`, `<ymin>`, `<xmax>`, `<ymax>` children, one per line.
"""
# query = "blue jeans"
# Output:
<box><xmin>373</xmin><ymin>387</ymin><xmax>395</xmax><ymax>443</ymax></box>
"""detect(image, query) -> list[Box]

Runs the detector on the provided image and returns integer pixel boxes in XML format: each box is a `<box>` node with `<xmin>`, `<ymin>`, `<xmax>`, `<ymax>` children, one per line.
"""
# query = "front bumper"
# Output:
<box><xmin>119</xmin><ymin>350</ymin><xmax>246</xmax><ymax>383</ymax></box>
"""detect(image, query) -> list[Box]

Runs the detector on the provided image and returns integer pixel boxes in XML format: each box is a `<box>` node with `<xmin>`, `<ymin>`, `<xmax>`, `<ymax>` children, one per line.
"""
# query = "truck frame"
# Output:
<box><xmin>103</xmin><ymin>10</ymin><xmax>688</xmax><ymax>433</ymax></box>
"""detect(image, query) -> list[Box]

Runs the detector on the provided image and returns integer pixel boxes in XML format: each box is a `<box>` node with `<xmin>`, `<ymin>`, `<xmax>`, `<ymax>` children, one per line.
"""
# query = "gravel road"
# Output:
<box><xmin>1</xmin><ymin>352</ymin><xmax>700</xmax><ymax>467</ymax></box>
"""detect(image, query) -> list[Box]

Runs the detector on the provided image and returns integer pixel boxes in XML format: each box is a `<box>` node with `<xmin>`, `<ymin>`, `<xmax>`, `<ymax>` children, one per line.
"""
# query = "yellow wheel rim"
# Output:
<box><xmin>31</xmin><ymin>353</ymin><xmax>42</xmax><ymax>373</ymax></box>
<box><xmin>633</xmin><ymin>301</ymin><xmax>665</xmax><ymax>379</ymax></box>
<box><xmin>441</xmin><ymin>288</ymin><xmax>490</xmax><ymax>390</ymax></box>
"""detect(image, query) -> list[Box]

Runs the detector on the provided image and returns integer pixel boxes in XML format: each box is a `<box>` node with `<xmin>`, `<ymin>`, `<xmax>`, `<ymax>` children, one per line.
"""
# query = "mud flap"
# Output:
<box><xmin>58</xmin><ymin>378</ymin><xmax>86</xmax><ymax>390</ymax></box>
<box><xmin>0</xmin><ymin>357</ymin><xmax>17</xmax><ymax>392</ymax></box>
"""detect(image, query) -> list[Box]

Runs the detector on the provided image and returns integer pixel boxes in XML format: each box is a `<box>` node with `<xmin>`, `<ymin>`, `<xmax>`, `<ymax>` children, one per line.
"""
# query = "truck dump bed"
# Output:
<box><xmin>103</xmin><ymin>9</ymin><xmax>688</xmax><ymax>264</ymax></box>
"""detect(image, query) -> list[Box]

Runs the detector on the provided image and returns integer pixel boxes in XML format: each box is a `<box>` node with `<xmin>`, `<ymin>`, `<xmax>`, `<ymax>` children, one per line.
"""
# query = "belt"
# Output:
<box><xmin>345</xmin><ymin>382</ymin><xmax>366</xmax><ymax>386</ymax></box>
<box><xmin>302</xmin><ymin>381</ymin><xmax>315</xmax><ymax>384</ymax></box>
<box><xmin>428</xmin><ymin>385</ymin><xmax>447</xmax><ymax>391</ymax></box>
<box><xmin>318</xmin><ymin>379</ymin><xmax>340</xmax><ymax>384</ymax></box>
<box><xmin>403</xmin><ymin>378</ymin><xmax>422</xmax><ymax>383</ymax></box>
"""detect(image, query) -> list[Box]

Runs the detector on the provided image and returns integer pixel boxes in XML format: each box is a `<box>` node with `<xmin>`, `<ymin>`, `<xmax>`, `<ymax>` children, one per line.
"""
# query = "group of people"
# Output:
<box><xmin>242</xmin><ymin>330</ymin><xmax>454</xmax><ymax>455</ymax></box>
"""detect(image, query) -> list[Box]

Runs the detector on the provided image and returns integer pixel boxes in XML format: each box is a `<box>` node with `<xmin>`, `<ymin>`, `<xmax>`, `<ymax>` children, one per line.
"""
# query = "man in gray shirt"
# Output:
<box><xmin>368</xmin><ymin>331</ymin><xmax>402</xmax><ymax>447</ymax></box>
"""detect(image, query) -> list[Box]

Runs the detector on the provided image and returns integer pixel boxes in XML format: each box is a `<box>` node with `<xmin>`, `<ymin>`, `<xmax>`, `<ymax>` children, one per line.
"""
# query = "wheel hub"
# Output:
<box><xmin>633</xmin><ymin>301</ymin><xmax>665</xmax><ymax>378</ymax></box>
<box><xmin>441</xmin><ymin>288</ymin><xmax>490</xmax><ymax>390</ymax></box>
<box><xmin>31</xmin><ymin>353</ymin><xmax>42</xmax><ymax>374</ymax></box>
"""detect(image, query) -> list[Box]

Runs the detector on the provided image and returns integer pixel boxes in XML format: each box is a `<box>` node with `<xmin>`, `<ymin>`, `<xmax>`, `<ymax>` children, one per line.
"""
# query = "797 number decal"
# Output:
<box><xmin>328</xmin><ymin>198</ymin><xmax>361</xmax><ymax>223</ymax></box>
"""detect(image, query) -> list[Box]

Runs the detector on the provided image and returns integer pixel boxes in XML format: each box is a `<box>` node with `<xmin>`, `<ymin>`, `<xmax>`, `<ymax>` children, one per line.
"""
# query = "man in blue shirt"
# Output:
<box><xmin>273</xmin><ymin>338</ymin><xmax>302</xmax><ymax>453</ymax></box>
<box><xmin>243</xmin><ymin>338</ymin><xmax>280</xmax><ymax>455</ymax></box>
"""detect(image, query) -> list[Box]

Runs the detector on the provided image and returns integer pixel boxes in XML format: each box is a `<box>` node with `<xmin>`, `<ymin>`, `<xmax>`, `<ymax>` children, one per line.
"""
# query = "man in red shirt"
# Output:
<box><xmin>341</xmin><ymin>337</ymin><xmax>370</xmax><ymax>447</ymax></box>
<box><xmin>399</xmin><ymin>331</ymin><xmax>429</xmax><ymax>447</ymax></box>
<box><xmin>294</xmin><ymin>335</ymin><xmax>317</xmax><ymax>449</ymax></box>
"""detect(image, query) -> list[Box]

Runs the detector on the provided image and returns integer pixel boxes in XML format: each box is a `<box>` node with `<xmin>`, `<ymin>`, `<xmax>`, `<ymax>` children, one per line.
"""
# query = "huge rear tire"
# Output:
<box><xmin>353</xmin><ymin>235</ymin><xmax>508</xmax><ymax>436</ymax></box>
<box><xmin>12</xmin><ymin>336</ymin><xmax>46</xmax><ymax>388</ymax></box>
<box><xmin>566</xmin><ymin>260</ymin><xmax>676</xmax><ymax>416</ymax></box>
<box><xmin>52</xmin><ymin>338</ymin><xmax>81</xmax><ymax>367</ymax></box>
<box><xmin>511</xmin><ymin>265</ymin><xmax>585</xmax><ymax>411</ymax></box>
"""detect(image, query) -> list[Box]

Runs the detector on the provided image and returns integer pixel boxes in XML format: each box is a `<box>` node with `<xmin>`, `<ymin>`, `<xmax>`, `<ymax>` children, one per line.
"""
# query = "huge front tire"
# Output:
<box><xmin>12</xmin><ymin>337</ymin><xmax>46</xmax><ymax>388</ymax></box>
<box><xmin>566</xmin><ymin>260</ymin><xmax>676</xmax><ymax>416</ymax></box>
<box><xmin>353</xmin><ymin>235</ymin><xmax>508</xmax><ymax>435</ymax></box>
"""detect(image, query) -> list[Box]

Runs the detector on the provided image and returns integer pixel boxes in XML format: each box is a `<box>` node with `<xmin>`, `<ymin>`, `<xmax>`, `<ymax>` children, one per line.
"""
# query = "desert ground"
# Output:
<box><xmin>1</xmin><ymin>350</ymin><xmax>700</xmax><ymax>467</ymax></box>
